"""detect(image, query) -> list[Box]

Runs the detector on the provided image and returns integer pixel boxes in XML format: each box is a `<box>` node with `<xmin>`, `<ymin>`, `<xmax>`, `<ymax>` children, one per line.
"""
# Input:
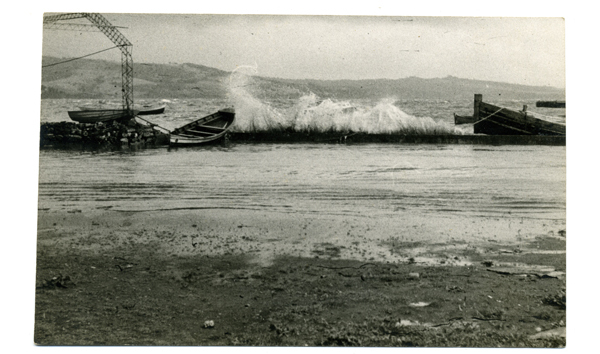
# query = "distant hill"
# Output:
<box><xmin>287</xmin><ymin>76</ymin><xmax>566</xmax><ymax>101</ymax></box>
<box><xmin>41</xmin><ymin>57</ymin><xmax>231</xmax><ymax>99</ymax></box>
<box><xmin>40</xmin><ymin>57</ymin><xmax>565</xmax><ymax>101</ymax></box>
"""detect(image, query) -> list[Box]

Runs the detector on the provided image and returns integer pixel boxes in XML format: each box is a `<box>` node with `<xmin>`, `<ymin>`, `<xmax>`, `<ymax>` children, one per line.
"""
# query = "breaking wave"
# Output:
<box><xmin>227</xmin><ymin>70</ymin><xmax>465</xmax><ymax>135</ymax></box>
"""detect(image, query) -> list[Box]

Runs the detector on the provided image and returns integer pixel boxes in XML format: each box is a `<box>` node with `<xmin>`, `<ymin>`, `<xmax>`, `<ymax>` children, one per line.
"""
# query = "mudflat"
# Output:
<box><xmin>34</xmin><ymin>208</ymin><xmax>565</xmax><ymax>347</ymax></box>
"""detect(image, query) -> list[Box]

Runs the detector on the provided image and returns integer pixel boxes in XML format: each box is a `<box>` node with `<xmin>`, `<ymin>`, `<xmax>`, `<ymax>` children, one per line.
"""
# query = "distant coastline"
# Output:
<box><xmin>41</xmin><ymin>56</ymin><xmax>565</xmax><ymax>101</ymax></box>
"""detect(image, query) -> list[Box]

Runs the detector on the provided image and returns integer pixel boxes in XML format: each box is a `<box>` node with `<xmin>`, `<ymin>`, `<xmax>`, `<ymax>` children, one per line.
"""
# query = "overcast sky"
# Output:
<box><xmin>42</xmin><ymin>13</ymin><xmax>565</xmax><ymax>88</ymax></box>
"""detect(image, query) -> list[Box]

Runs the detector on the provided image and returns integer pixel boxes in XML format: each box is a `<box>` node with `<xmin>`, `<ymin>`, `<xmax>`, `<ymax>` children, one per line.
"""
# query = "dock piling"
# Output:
<box><xmin>474</xmin><ymin>94</ymin><xmax>482</xmax><ymax>121</ymax></box>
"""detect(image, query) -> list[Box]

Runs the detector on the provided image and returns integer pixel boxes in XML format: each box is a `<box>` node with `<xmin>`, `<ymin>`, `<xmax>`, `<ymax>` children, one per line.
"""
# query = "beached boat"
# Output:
<box><xmin>170</xmin><ymin>108</ymin><xmax>235</xmax><ymax>145</ymax></box>
<box><xmin>68</xmin><ymin>109</ymin><xmax>139</xmax><ymax>124</ymax></box>
<box><xmin>454</xmin><ymin>113</ymin><xmax>476</xmax><ymax>125</ymax></box>
<box><xmin>473</xmin><ymin>95</ymin><xmax>565</xmax><ymax>136</ymax></box>
<box><xmin>536</xmin><ymin>100</ymin><xmax>565</xmax><ymax>108</ymax></box>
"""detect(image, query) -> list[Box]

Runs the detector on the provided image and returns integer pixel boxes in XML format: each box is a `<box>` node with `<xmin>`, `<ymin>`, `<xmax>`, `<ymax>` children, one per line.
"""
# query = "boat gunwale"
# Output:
<box><xmin>169</xmin><ymin>108</ymin><xmax>235</xmax><ymax>146</ymax></box>
<box><xmin>476</xmin><ymin>101</ymin><xmax>565</xmax><ymax>136</ymax></box>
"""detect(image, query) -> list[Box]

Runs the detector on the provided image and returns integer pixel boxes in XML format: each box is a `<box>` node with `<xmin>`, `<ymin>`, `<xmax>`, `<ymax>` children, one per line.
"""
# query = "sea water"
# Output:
<box><xmin>38</xmin><ymin>143</ymin><xmax>565</xmax><ymax>221</ymax></box>
<box><xmin>38</xmin><ymin>72</ymin><xmax>566</xmax><ymax>245</ymax></box>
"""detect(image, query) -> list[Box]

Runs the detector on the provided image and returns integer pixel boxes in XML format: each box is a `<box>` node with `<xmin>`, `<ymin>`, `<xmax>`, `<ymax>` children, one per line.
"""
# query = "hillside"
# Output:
<box><xmin>40</xmin><ymin>57</ymin><xmax>565</xmax><ymax>101</ymax></box>
<box><xmin>41</xmin><ymin>57</ymin><xmax>231</xmax><ymax>99</ymax></box>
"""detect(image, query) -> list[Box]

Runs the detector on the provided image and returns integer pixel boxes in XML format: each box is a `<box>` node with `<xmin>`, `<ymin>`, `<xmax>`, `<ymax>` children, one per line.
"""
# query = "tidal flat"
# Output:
<box><xmin>34</xmin><ymin>208</ymin><xmax>565</xmax><ymax>347</ymax></box>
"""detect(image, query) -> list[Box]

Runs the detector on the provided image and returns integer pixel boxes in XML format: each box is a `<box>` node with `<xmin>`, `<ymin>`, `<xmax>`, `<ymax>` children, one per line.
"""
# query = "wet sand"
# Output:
<box><xmin>36</xmin><ymin>205</ymin><xmax>565</xmax><ymax>267</ymax></box>
<box><xmin>34</xmin><ymin>207</ymin><xmax>566</xmax><ymax>346</ymax></box>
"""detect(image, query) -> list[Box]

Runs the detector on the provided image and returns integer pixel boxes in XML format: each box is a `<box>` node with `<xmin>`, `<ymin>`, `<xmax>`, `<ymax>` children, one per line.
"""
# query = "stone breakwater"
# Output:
<box><xmin>39</xmin><ymin>122</ymin><xmax>567</xmax><ymax>148</ymax></box>
<box><xmin>39</xmin><ymin>121</ymin><xmax>169</xmax><ymax>148</ymax></box>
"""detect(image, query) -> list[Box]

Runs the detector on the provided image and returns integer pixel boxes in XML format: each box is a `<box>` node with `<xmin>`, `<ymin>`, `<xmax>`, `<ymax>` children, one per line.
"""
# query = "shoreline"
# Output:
<box><xmin>35</xmin><ymin>208</ymin><xmax>566</xmax><ymax>346</ymax></box>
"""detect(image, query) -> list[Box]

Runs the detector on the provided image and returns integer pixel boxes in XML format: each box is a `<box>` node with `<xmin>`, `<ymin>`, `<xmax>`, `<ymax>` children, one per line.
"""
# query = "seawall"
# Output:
<box><xmin>227</xmin><ymin>132</ymin><xmax>566</xmax><ymax>146</ymax></box>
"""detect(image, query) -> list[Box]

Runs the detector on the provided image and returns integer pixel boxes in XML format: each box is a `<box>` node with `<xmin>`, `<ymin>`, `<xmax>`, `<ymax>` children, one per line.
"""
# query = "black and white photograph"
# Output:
<box><xmin>9</xmin><ymin>2</ymin><xmax>594</xmax><ymax>350</ymax></box>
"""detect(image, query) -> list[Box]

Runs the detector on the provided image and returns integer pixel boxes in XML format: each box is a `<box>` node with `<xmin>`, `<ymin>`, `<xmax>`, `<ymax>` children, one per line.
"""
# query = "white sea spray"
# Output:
<box><xmin>227</xmin><ymin>69</ymin><xmax>465</xmax><ymax>135</ymax></box>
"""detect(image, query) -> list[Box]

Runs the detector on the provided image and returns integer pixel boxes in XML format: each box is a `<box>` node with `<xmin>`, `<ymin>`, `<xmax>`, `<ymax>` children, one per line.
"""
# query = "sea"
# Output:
<box><xmin>38</xmin><ymin>77</ymin><xmax>566</xmax><ymax>245</ymax></box>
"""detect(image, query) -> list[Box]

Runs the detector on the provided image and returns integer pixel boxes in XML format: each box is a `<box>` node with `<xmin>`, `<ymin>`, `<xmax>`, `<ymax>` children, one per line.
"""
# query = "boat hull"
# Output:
<box><xmin>169</xmin><ymin>134</ymin><xmax>227</xmax><ymax>145</ymax></box>
<box><xmin>79</xmin><ymin>105</ymin><xmax>165</xmax><ymax>115</ymax></box>
<box><xmin>454</xmin><ymin>113</ymin><xmax>476</xmax><ymax>125</ymax></box>
<box><xmin>474</xmin><ymin>101</ymin><xmax>565</xmax><ymax>136</ymax></box>
<box><xmin>138</xmin><ymin>105</ymin><xmax>166</xmax><ymax>115</ymax></box>
<box><xmin>169</xmin><ymin>108</ymin><xmax>235</xmax><ymax>145</ymax></box>
<box><xmin>536</xmin><ymin>100</ymin><xmax>565</xmax><ymax>108</ymax></box>
<box><xmin>68</xmin><ymin>109</ymin><xmax>138</xmax><ymax>123</ymax></box>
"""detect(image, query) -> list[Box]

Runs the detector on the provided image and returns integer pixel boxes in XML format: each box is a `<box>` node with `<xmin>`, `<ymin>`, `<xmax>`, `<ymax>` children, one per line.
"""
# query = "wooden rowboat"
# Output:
<box><xmin>454</xmin><ymin>113</ymin><xmax>476</xmax><ymax>125</ymax></box>
<box><xmin>170</xmin><ymin>108</ymin><xmax>235</xmax><ymax>145</ymax></box>
<box><xmin>473</xmin><ymin>95</ymin><xmax>565</xmax><ymax>136</ymax></box>
<box><xmin>79</xmin><ymin>105</ymin><xmax>166</xmax><ymax>116</ymax></box>
<box><xmin>138</xmin><ymin>105</ymin><xmax>166</xmax><ymax>115</ymax></box>
<box><xmin>68</xmin><ymin>109</ymin><xmax>139</xmax><ymax>124</ymax></box>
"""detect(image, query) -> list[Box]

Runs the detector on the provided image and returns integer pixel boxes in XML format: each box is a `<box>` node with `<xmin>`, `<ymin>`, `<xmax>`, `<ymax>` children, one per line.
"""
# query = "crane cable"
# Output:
<box><xmin>134</xmin><ymin>115</ymin><xmax>172</xmax><ymax>134</ymax></box>
<box><xmin>42</xmin><ymin>45</ymin><xmax>119</xmax><ymax>68</ymax></box>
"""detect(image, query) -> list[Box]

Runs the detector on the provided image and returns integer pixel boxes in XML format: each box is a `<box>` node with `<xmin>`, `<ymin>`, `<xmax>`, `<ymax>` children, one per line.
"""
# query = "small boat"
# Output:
<box><xmin>454</xmin><ymin>113</ymin><xmax>476</xmax><ymax>125</ymax></box>
<box><xmin>79</xmin><ymin>104</ymin><xmax>166</xmax><ymax>115</ymax></box>
<box><xmin>138</xmin><ymin>105</ymin><xmax>166</xmax><ymax>115</ymax></box>
<box><xmin>170</xmin><ymin>108</ymin><xmax>235</xmax><ymax>145</ymax></box>
<box><xmin>473</xmin><ymin>95</ymin><xmax>565</xmax><ymax>136</ymax></box>
<box><xmin>536</xmin><ymin>100</ymin><xmax>565</xmax><ymax>108</ymax></box>
<box><xmin>68</xmin><ymin>109</ymin><xmax>139</xmax><ymax>123</ymax></box>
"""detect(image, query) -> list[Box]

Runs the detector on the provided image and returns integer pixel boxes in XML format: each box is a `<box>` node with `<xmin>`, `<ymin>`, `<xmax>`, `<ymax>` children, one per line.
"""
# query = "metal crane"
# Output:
<box><xmin>43</xmin><ymin>13</ymin><xmax>134</xmax><ymax>117</ymax></box>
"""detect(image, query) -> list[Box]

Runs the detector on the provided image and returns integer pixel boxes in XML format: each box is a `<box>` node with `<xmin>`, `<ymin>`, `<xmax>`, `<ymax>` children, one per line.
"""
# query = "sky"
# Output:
<box><xmin>41</xmin><ymin>13</ymin><xmax>565</xmax><ymax>88</ymax></box>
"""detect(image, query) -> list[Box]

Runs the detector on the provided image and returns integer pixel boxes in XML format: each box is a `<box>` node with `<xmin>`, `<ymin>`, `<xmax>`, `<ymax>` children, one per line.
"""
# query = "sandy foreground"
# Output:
<box><xmin>34</xmin><ymin>208</ymin><xmax>566</xmax><ymax>347</ymax></box>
